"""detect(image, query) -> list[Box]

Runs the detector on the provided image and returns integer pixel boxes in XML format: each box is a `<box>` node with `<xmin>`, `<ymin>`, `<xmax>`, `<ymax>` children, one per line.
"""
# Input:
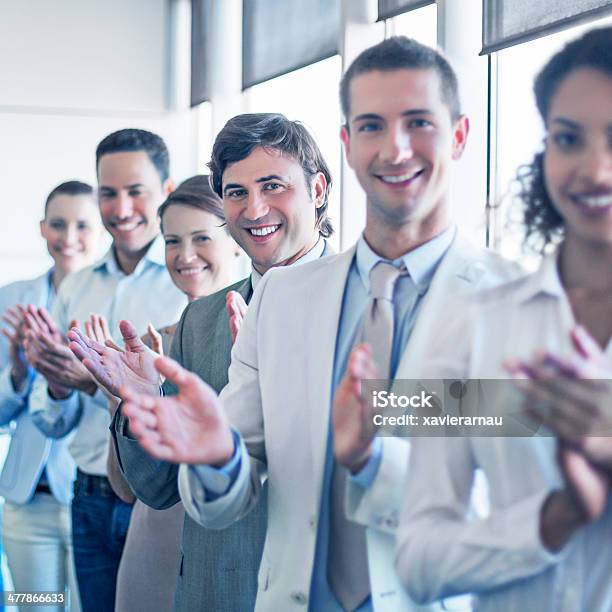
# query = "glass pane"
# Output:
<box><xmin>385</xmin><ymin>2</ymin><xmax>437</xmax><ymax>47</ymax></box>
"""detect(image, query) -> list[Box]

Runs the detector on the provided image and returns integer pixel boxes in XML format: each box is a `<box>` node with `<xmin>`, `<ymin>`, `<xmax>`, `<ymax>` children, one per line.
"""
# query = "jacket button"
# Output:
<box><xmin>308</xmin><ymin>516</ymin><xmax>316</xmax><ymax>529</ymax></box>
<box><xmin>290</xmin><ymin>591</ymin><xmax>308</xmax><ymax>605</ymax></box>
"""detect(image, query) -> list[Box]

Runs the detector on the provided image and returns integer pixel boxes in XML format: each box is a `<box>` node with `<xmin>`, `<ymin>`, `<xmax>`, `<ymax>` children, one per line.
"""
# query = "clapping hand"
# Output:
<box><xmin>508</xmin><ymin>325</ymin><xmax>612</xmax><ymax>471</ymax></box>
<box><xmin>122</xmin><ymin>355</ymin><xmax>234</xmax><ymax>465</ymax></box>
<box><xmin>22</xmin><ymin>305</ymin><xmax>95</xmax><ymax>398</ymax></box>
<box><xmin>332</xmin><ymin>344</ymin><xmax>379</xmax><ymax>473</ymax></box>
<box><xmin>68</xmin><ymin>319</ymin><xmax>160</xmax><ymax>399</ymax></box>
<box><xmin>1</xmin><ymin>305</ymin><xmax>29</xmax><ymax>390</ymax></box>
<box><xmin>226</xmin><ymin>291</ymin><xmax>248</xmax><ymax>345</ymax></box>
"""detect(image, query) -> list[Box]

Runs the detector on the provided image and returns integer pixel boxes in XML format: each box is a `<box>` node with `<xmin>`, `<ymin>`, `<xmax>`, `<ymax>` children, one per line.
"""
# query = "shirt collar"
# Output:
<box><xmin>93</xmin><ymin>234</ymin><xmax>166</xmax><ymax>275</ymax></box>
<box><xmin>356</xmin><ymin>226</ymin><xmax>456</xmax><ymax>295</ymax></box>
<box><xmin>250</xmin><ymin>237</ymin><xmax>326</xmax><ymax>291</ymax></box>
<box><xmin>517</xmin><ymin>251</ymin><xmax>565</xmax><ymax>303</ymax></box>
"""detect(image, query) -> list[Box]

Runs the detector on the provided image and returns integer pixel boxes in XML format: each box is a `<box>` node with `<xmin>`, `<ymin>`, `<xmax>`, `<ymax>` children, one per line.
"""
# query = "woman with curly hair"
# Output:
<box><xmin>394</xmin><ymin>26</ymin><xmax>612</xmax><ymax>611</ymax></box>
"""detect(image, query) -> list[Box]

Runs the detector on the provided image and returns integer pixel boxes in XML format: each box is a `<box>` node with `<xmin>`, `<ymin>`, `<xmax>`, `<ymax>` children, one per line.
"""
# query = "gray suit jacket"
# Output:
<box><xmin>111</xmin><ymin>276</ymin><xmax>266</xmax><ymax>612</ymax></box>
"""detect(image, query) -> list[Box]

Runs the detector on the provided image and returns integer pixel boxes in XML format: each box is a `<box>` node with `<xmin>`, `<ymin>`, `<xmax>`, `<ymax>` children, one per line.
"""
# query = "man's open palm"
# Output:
<box><xmin>68</xmin><ymin>319</ymin><xmax>159</xmax><ymax>398</ymax></box>
<box><xmin>122</xmin><ymin>355</ymin><xmax>234</xmax><ymax>465</ymax></box>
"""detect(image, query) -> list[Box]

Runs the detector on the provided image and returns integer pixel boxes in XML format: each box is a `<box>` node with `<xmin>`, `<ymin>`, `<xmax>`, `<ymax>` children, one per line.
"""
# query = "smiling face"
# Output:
<box><xmin>341</xmin><ymin>68</ymin><xmax>468</xmax><ymax>238</ymax></box>
<box><xmin>221</xmin><ymin>146</ymin><xmax>325</xmax><ymax>274</ymax></box>
<box><xmin>97</xmin><ymin>151</ymin><xmax>172</xmax><ymax>263</ymax></box>
<box><xmin>162</xmin><ymin>204</ymin><xmax>240</xmax><ymax>300</ymax></box>
<box><xmin>40</xmin><ymin>193</ymin><xmax>102</xmax><ymax>275</ymax></box>
<box><xmin>544</xmin><ymin>68</ymin><xmax>612</xmax><ymax>246</ymax></box>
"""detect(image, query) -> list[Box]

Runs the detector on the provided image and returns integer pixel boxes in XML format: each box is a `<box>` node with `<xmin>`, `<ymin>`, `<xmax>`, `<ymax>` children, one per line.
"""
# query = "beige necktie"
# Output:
<box><xmin>328</xmin><ymin>262</ymin><xmax>404</xmax><ymax>611</ymax></box>
<box><xmin>362</xmin><ymin>261</ymin><xmax>404</xmax><ymax>381</ymax></box>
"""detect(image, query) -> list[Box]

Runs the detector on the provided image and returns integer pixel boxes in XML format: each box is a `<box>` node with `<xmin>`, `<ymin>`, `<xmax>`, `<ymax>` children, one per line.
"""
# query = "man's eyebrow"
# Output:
<box><xmin>125</xmin><ymin>183</ymin><xmax>145</xmax><ymax>189</ymax></box>
<box><xmin>223</xmin><ymin>183</ymin><xmax>245</xmax><ymax>193</ymax></box>
<box><xmin>352</xmin><ymin>113</ymin><xmax>383</xmax><ymax>123</ymax></box>
<box><xmin>352</xmin><ymin>109</ymin><xmax>433</xmax><ymax>123</ymax></box>
<box><xmin>551</xmin><ymin>117</ymin><xmax>582</xmax><ymax>130</ymax></box>
<box><xmin>255</xmin><ymin>174</ymin><xmax>285</xmax><ymax>183</ymax></box>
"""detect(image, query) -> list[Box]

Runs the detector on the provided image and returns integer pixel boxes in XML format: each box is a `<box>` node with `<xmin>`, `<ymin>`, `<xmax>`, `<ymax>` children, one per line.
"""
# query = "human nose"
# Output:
<box><xmin>578</xmin><ymin>139</ymin><xmax>612</xmax><ymax>185</ymax></box>
<box><xmin>177</xmin><ymin>240</ymin><xmax>197</xmax><ymax>262</ymax></box>
<box><xmin>63</xmin><ymin>224</ymin><xmax>78</xmax><ymax>246</ymax></box>
<box><xmin>379</xmin><ymin>126</ymin><xmax>413</xmax><ymax>165</ymax></box>
<box><xmin>114</xmin><ymin>192</ymin><xmax>134</xmax><ymax>219</ymax></box>
<box><xmin>243</xmin><ymin>191</ymin><xmax>270</xmax><ymax>221</ymax></box>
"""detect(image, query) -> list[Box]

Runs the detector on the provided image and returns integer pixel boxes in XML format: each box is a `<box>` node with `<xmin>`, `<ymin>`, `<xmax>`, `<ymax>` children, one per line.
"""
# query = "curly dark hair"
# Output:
<box><xmin>515</xmin><ymin>152</ymin><xmax>563</xmax><ymax>253</ymax></box>
<box><xmin>516</xmin><ymin>26</ymin><xmax>612</xmax><ymax>252</ymax></box>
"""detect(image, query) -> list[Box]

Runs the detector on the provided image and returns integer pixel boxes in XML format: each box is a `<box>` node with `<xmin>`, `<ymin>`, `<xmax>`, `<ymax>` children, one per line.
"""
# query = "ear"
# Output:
<box><xmin>312</xmin><ymin>171</ymin><xmax>327</xmax><ymax>209</ymax></box>
<box><xmin>451</xmin><ymin>115</ymin><xmax>470</xmax><ymax>160</ymax></box>
<box><xmin>340</xmin><ymin>124</ymin><xmax>352</xmax><ymax>163</ymax></box>
<box><xmin>162</xmin><ymin>178</ymin><xmax>175</xmax><ymax>196</ymax></box>
<box><xmin>39</xmin><ymin>219</ymin><xmax>47</xmax><ymax>240</ymax></box>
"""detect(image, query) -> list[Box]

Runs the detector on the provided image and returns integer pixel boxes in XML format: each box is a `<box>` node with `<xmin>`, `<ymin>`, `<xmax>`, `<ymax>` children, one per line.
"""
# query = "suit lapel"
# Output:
<box><xmin>236</xmin><ymin>276</ymin><xmax>253</xmax><ymax>303</ymax></box>
<box><xmin>304</xmin><ymin>246</ymin><xmax>357</xmax><ymax>512</ymax></box>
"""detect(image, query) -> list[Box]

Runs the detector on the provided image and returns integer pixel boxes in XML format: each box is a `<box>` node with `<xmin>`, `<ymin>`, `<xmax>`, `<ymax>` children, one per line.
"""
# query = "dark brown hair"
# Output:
<box><xmin>208</xmin><ymin>113</ymin><xmax>334</xmax><ymax>238</ymax></box>
<box><xmin>158</xmin><ymin>175</ymin><xmax>226</xmax><ymax>232</ymax></box>
<box><xmin>340</xmin><ymin>36</ymin><xmax>461</xmax><ymax>124</ymax></box>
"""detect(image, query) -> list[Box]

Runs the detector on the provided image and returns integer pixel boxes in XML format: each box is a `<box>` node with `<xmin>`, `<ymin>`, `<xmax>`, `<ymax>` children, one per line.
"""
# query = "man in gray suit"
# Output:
<box><xmin>69</xmin><ymin>113</ymin><xmax>334</xmax><ymax>611</ymax></box>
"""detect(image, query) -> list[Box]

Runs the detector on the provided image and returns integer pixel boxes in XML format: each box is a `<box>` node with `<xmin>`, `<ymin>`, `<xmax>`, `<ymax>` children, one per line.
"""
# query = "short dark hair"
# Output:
<box><xmin>158</xmin><ymin>174</ymin><xmax>226</xmax><ymax>233</ymax></box>
<box><xmin>208</xmin><ymin>113</ymin><xmax>334</xmax><ymax>238</ymax></box>
<box><xmin>518</xmin><ymin>27</ymin><xmax>612</xmax><ymax>252</ymax></box>
<box><xmin>340</xmin><ymin>36</ymin><xmax>461</xmax><ymax>123</ymax></box>
<box><xmin>44</xmin><ymin>180</ymin><xmax>94</xmax><ymax>216</ymax></box>
<box><xmin>95</xmin><ymin>128</ymin><xmax>170</xmax><ymax>182</ymax></box>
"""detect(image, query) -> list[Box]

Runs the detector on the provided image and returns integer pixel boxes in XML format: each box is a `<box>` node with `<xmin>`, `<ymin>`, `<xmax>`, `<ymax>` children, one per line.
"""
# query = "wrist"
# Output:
<box><xmin>10</xmin><ymin>366</ymin><xmax>28</xmax><ymax>392</ymax></box>
<box><xmin>48</xmin><ymin>381</ymin><xmax>73</xmax><ymax>400</ymax></box>
<box><xmin>348</xmin><ymin>443</ymin><xmax>374</xmax><ymax>475</ymax></box>
<box><xmin>540</xmin><ymin>489</ymin><xmax>587</xmax><ymax>552</ymax></box>
<box><xmin>80</xmin><ymin>379</ymin><xmax>99</xmax><ymax>396</ymax></box>
<box><xmin>209</xmin><ymin>428</ymin><xmax>236</xmax><ymax>468</ymax></box>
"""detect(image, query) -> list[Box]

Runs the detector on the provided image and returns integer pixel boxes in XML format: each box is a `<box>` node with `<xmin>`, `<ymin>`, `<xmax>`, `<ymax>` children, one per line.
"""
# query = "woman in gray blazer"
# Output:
<box><xmin>85</xmin><ymin>175</ymin><xmax>242</xmax><ymax>612</ymax></box>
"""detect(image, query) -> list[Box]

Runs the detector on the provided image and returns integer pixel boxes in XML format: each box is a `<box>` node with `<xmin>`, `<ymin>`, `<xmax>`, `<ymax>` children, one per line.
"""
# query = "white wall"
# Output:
<box><xmin>0</xmin><ymin>0</ymin><xmax>198</xmax><ymax>285</ymax></box>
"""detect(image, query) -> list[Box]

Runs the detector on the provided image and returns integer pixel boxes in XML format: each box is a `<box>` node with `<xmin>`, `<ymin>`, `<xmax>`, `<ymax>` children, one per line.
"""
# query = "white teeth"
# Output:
<box><xmin>114</xmin><ymin>221</ymin><xmax>139</xmax><ymax>231</ymax></box>
<box><xmin>379</xmin><ymin>170</ymin><xmax>422</xmax><ymax>184</ymax></box>
<box><xmin>59</xmin><ymin>248</ymin><xmax>79</xmax><ymax>256</ymax></box>
<box><xmin>249</xmin><ymin>225</ymin><xmax>280</xmax><ymax>237</ymax></box>
<box><xmin>575</xmin><ymin>195</ymin><xmax>612</xmax><ymax>208</ymax></box>
<box><xmin>177</xmin><ymin>268</ymin><xmax>206</xmax><ymax>276</ymax></box>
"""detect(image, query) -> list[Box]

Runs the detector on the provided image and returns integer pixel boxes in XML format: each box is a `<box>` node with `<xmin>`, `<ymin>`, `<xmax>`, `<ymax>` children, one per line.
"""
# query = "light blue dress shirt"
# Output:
<box><xmin>29</xmin><ymin>237</ymin><xmax>187</xmax><ymax>475</ymax></box>
<box><xmin>0</xmin><ymin>269</ymin><xmax>76</xmax><ymax>505</ymax></box>
<box><xmin>309</xmin><ymin>228</ymin><xmax>455</xmax><ymax>612</ymax></box>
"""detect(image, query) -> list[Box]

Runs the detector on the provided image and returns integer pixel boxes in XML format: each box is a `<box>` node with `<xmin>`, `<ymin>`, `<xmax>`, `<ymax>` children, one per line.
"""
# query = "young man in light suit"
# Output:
<box><xmin>67</xmin><ymin>113</ymin><xmax>335</xmax><ymax>611</ymax></box>
<box><xmin>118</xmin><ymin>38</ymin><xmax>520</xmax><ymax>611</ymax></box>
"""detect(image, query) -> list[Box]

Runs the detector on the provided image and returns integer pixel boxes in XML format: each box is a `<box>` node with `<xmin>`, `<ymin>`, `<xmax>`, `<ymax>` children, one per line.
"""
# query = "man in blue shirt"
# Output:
<box><xmin>26</xmin><ymin>130</ymin><xmax>186</xmax><ymax>612</ymax></box>
<box><xmin>118</xmin><ymin>38</ymin><xmax>517</xmax><ymax>611</ymax></box>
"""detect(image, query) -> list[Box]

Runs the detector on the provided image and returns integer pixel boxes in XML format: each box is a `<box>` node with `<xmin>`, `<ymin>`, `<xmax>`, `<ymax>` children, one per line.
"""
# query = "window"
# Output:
<box><xmin>384</xmin><ymin>2</ymin><xmax>437</xmax><ymax>46</ymax></box>
<box><xmin>491</xmin><ymin>14</ymin><xmax>612</xmax><ymax>264</ymax></box>
<box><xmin>244</xmin><ymin>56</ymin><xmax>343</xmax><ymax>251</ymax></box>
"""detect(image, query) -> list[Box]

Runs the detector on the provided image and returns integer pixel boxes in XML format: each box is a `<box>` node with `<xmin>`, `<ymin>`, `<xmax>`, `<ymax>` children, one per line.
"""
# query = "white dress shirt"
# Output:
<box><xmin>396</xmin><ymin>253</ymin><xmax>612</xmax><ymax>612</ymax></box>
<box><xmin>30</xmin><ymin>237</ymin><xmax>187</xmax><ymax>475</ymax></box>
